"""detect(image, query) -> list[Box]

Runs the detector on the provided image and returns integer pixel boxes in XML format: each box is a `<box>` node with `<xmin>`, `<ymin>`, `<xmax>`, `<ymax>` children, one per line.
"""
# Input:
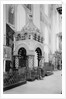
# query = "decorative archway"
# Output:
<box><xmin>35</xmin><ymin>47</ymin><xmax>42</xmax><ymax>67</ymax></box>
<box><xmin>14</xmin><ymin>43</ymin><xmax>29</xmax><ymax>55</ymax></box>
<box><xmin>18</xmin><ymin>47</ymin><xmax>27</xmax><ymax>67</ymax></box>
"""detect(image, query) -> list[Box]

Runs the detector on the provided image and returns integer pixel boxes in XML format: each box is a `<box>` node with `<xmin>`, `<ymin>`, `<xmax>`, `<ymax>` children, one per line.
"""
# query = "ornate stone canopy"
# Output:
<box><xmin>21</xmin><ymin>19</ymin><xmax>41</xmax><ymax>34</ymax></box>
<box><xmin>15</xmin><ymin>20</ymin><xmax>44</xmax><ymax>44</ymax></box>
<box><xmin>15</xmin><ymin>5</ymin><xmax>43</xmax><ymax>43</ymax></box>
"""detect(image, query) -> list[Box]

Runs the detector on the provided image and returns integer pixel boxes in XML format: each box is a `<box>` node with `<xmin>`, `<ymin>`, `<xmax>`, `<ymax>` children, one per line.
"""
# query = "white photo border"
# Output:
<box><xmin>0</xmin><ymin>0</ymin><xmax>65</xmax><ymax>99</ymax></box>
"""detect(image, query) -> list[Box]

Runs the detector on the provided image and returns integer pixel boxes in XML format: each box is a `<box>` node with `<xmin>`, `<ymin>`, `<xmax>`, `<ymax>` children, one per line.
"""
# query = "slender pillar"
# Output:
<box><xmin>14</xmin><ymin>36</ymin><xmax>16</xmax><ymax>51</ymax></box>
<box><xmin>3</xmin><ymin>5</ymin><xmax>6</xmax><ymax>74</ymax></box>
<box><xmin>41</xmin><ymin>56</ymin><xmax>44</xmax><ymax>68</ymax></box>
<box><xmin>55</xmin><ymin>57</ymin><xmax>58</xmax><ymax>70</ymax></box>
<box><xmin>28</xmin><ymin>55</ymin><xmax>34</xmax><ymax>70</ymax></box>
<box><xmin>3</xmin><ymin>60</ymin><xmax>6</xmax><ymax>73</ymax></box>
<box><xmin>15</xmin><ymin>56</ymin><xmax>19</xmax><ymax>69</ymax></box>
<box><xmin>3</xmin><ymin>5</ymin><xmax>6</xmax><ymax>45</ymax></box>
<box><xmin>34</xmin><ymin>52</ymin><xmax>38</xmax><ymax>68</ymax></box>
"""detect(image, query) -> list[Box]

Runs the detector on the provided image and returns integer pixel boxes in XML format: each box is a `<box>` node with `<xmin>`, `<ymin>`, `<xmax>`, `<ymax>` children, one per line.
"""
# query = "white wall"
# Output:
<box><xmin>44</xmin><ymin>4</ymin><xmax>49</xmax><ymax>16</ymax></box>
<box><xmin>50</xmin><ymin>5</ymin><xmax>62</xmax><ymax>53</ymax></box>
<box><xmin>16</xmin><ymin>5</ymin><xmax>26</xmax><ymax>31</ymax></box>
<box><xmin>33</xmin><ymin>4</ymin><xmax>40</xmax><ymax>30</ymax></box>
<box><xmin>40</xmin><ymin>4</ymin><xmax>62</xmax><ymax>62</ymax></box>
<box><xmin>51</xmin><ymin>10</ymin><xmax>56</xmax><ymax>53</ymax></box>
<box><xmin>44</xmin><ymin>26</ymin><xmax>49</xmax><ymax>62</ymax></box>
<box><xmin>40</xmin><ymin>4</ymin><xmax>49</xmax><ymax>62</ymax></box>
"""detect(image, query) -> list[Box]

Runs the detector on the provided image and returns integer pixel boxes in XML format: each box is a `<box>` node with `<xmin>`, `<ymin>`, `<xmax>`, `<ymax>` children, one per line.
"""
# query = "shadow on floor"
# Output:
<box><xmin>45</xmin><ymin>71</ymin><xmax>53</xmax><ymax>76</ymax></box>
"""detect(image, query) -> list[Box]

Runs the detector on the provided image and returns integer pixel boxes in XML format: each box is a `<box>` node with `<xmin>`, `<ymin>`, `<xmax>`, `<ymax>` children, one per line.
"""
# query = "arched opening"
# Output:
<box><xmin>35</xmin><ymin>47</ymin><xmax>42</xmax><ymax>67</ymax></box>
<box><xmin>18</xmin><ymin>47</ymin><xmax>27</xmax><ymax>67</ymax></box>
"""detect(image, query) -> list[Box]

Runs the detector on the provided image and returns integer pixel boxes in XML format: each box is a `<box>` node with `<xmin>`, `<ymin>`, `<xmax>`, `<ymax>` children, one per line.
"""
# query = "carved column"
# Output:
<box><xmin>34</xmin><ymin>52</ymin><xmax>38</xmax><ymax>68</ymax></box>
<box><xmin>27</xmin><ymin>55</ymin><xmax>35</xmax><ymax>80</ymax></box>
<box><xmin>28</xmin><ymin>55</ymin><xmax>34</xmax><ymax>69</ymax></box>
<box><xmin>28</xmin><ymin>55</ymin><xmax>34</xmax><ymax>70</ymax></box>
<box><xmin>15</xmin><ymin>56</ymin><xmax>19</xmax><ymax>69</ymax></box>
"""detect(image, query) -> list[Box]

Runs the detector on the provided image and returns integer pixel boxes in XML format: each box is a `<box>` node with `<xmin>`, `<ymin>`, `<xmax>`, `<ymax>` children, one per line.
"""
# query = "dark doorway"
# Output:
<box><xmin>5</xmin><ymin>61</ymin><xmax>10</xmax><ymax>72</ymax></box>
<box><xmin>18</xmin><ymin>48</ymin><xmax>27</xmax><ymax>67</ymax></box>
<box><xmin>35</xmin><ymin>47</ymin><xmax>42</xmax><ymax>67</ymax></box>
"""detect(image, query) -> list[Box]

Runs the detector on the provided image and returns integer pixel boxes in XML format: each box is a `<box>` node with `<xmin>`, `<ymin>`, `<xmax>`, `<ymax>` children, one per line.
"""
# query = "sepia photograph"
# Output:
<box><xmin>0</xmin><ymin>0</ymin><xmax>65</xmax><ymax>98</ymax></box>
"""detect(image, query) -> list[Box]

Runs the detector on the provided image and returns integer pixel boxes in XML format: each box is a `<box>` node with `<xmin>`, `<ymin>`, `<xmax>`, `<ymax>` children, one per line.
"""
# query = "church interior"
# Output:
<box><xmin>3</xmin><ymin>4</ymin><xmax>62</xmax><ymax>90</ymax></box>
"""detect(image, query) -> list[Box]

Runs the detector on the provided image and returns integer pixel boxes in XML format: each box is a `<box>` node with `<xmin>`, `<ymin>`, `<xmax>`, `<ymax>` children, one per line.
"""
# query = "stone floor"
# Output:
<box><xmin>4</xmin><ymin>70</ymin><xmax>62</xmax><ymax>94</ymax></box>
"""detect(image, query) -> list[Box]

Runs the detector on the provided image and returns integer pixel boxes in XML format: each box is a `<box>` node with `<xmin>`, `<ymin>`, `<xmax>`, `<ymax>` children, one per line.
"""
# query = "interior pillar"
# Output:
<box><xmin>15</xmin><ymin>56</ymin><xmax>19</xmax><ymax>69</ymax></box>
<box><xmin>28</xmin><ymin>55</ymin><xmax>34</xmax><ymax>70</ymax></box>
<box><xmin>3</xmin><ymin>60</ymin><xmax>6</xmax><ymax>73</ymax></box>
